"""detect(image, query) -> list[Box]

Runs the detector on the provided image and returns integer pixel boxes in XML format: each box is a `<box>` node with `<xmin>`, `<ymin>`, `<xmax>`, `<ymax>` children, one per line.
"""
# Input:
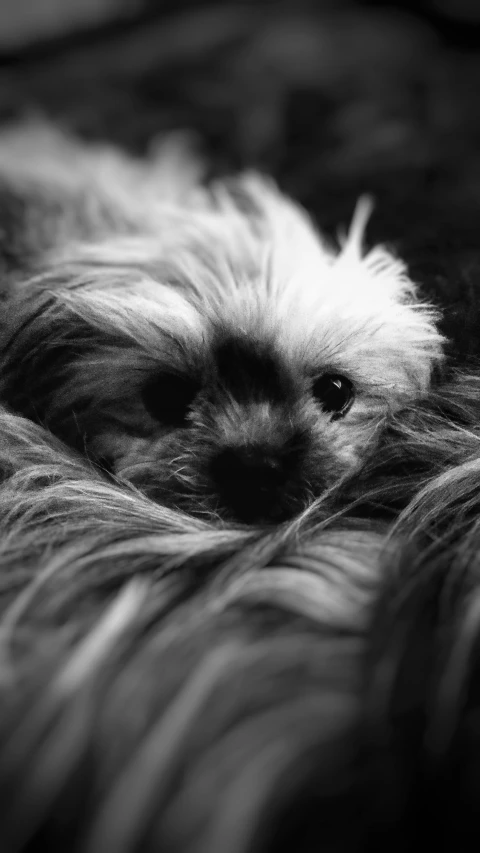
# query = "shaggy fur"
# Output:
<box><xmin>2</xmin><ymin>124</ymin><xmax>480</xmax><ymax>852</ymax></box>
<box><xmin>0</xmin><ymin>401</ymin><xmax>384</xmax><ymax>853</ymax></box>
<box><xmin>1</xmin><ymin>366</ymin><xmax>480</xmax><ymax>851</ymax></box>
<box><xmin>0</xmin><ymin>122</ymin><xmax>443</xmax><ymax>523</ymax></box>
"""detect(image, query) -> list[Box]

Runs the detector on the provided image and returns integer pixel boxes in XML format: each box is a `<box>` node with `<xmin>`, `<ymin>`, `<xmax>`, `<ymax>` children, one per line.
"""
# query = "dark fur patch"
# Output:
<box><xmin>214</xmin><ymin>335</ymin><xmax>289</xmax><ymax>404</ymax></box>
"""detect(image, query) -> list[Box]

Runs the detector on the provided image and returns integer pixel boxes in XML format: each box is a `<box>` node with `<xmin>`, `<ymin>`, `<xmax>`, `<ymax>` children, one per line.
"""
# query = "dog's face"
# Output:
<box><xmin>0</xmin><ymin>131</ymin><xmax>443</xmax><ymax>524</ymax></box>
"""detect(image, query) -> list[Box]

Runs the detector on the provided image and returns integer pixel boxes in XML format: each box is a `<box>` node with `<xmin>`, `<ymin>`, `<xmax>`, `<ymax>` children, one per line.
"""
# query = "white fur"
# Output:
<box><xmin>0</xmin><ymin>122</ymin><xmax>445</xmax><ymax>522</ymax></box>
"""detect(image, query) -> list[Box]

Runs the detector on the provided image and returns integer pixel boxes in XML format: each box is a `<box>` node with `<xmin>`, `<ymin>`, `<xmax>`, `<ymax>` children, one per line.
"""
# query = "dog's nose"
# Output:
<box><xmin>210</xmin><ymin>445</ymin><xmax>289</xmax><ymax>522</ymax></box>
<box><xmin>216</xmin><ymin>446</ymin><xmax>286</xmax><ymax>490</ymax></box>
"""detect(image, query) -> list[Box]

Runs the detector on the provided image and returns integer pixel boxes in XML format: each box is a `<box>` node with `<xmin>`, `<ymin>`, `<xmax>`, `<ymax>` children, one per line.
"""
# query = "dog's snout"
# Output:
<box><xmin>210</xmin><ymin>444</ymin><xmax>300</xmax><ymax>523</ymax></box>
<box><xmin>215</xmin><ymin>447</ymin><xmax>286</xmax><ymax>492</ymax></box>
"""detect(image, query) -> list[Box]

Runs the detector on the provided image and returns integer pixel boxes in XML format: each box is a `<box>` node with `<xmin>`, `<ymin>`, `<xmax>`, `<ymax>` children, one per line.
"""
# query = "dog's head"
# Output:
<box><xmin>0</xmin><ymin>130</ymin><xmax>443</xmax><ymax>523</ymax></box>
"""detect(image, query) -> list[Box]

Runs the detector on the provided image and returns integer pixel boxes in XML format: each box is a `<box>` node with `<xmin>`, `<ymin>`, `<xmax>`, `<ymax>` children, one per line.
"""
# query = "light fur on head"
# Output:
<box><xmin>0</xmin><ymin>121</ymin><xmax>444</xmax><ymax>523</ymax></box>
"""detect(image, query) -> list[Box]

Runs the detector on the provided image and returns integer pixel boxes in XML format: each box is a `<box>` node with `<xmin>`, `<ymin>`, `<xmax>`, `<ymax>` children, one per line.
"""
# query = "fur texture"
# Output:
<box><xmin>2</xmin><ymin>123</ymin><xmax>480</xmax><ymax>852</ymax></box>
<box><xmin>1</xmin><ymin>366</ymin><xmax>480</xmax><ymax>851</ymax></box>
<box><xmin>0</xmin><ymin>122</ymin><xmax>443</xmax><ymax>523</ymax></box>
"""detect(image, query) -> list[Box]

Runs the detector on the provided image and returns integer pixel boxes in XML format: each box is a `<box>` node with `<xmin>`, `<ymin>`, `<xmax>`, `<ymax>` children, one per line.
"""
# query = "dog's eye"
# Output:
<box><xmin>312</xmin><ymin>374</ymin><xmax>355</xmax><ymax>419</ymax></box>
<box><xmin>141</xmin><ymin>373</ymin><xmax>200</xmax><ymax>427</ymax></box>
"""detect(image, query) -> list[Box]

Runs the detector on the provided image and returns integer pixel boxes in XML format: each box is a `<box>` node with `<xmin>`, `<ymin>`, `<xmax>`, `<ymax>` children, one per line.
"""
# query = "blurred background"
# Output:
<box><xmin>1</xmin><ymin>0</ymin><xmax>480</xmax><ymax>356</ymax></box>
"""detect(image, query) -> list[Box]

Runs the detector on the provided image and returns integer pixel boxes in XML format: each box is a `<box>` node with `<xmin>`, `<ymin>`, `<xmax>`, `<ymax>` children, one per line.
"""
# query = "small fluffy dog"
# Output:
<box><xmin>0</xmin><ymin>123</ymin><xmax>444</xmax><ymax>523</ymax></box>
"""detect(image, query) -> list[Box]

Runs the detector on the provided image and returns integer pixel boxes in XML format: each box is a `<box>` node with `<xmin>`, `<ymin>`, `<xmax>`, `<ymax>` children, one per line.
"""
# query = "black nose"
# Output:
<box><xmin>210</xmin><ymin>446</ymin><xmax>289</xmax><ymax>522</ymax></box>
<box><xmin>213</xmin><ymin>446</ymin><xmax>286</xmax><ymax>489</ymax></box>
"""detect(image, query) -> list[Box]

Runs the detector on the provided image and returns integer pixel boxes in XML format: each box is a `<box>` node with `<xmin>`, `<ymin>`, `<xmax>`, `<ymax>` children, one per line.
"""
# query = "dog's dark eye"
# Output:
<box><xmin>141</xmin><ymin>373</ymin><xmax>200</xmax><ymax>427</ymax></box>
<box><xmin>312</xmin><ymin>374</ymin><xmax>355</xmax><ymax>419</ymax></box>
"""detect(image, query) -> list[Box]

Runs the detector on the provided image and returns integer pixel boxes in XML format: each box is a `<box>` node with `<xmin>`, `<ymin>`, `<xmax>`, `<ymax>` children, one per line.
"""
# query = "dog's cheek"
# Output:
<box><xmin>306</xmin><ymin>419</ymin><xmax>381</xmax><ymax>491</ymax></box>
<box><xmin>86</xmin><ymin>430</ymin><xmax>141</xmax><ymax>475</ymax></box>
<box><xmin>106</xmin><ymin>431</ymin><xmax>190</xmax><ymax>497</ymax></box>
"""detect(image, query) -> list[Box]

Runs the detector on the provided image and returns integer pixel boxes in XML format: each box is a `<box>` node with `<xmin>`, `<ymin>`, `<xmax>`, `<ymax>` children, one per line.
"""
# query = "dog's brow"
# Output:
<box><xmin>214</xmin><ymin>335</ymin><xmax>287</xmax><ymax>403</ymax></box>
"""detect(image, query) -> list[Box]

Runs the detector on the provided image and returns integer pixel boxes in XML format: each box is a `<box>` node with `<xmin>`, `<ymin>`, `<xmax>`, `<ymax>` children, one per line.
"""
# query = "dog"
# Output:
<box><xmin>0</xmin><ymin>125</ymin><xmax>479</xmax><ymax>849</ymax></box>
<box><xmin>0</xmin><ymin>122</ymin><xmax>444</xmax><ymax>524</ymax></box>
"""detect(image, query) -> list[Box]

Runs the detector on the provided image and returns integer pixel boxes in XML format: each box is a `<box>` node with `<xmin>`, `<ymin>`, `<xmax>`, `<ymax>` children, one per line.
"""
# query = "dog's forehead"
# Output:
<box><xmin>212</xmin><ymin>333</ymin><xmax>291</xmax><ymax>402</ymax></box>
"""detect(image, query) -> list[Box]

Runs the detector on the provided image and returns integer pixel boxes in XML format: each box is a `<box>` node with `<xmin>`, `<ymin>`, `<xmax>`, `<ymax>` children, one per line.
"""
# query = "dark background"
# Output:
<box><xmin>1</xmin><ymin>0</ymin><xmax>480</xmax><ymax>362</ymax></box>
